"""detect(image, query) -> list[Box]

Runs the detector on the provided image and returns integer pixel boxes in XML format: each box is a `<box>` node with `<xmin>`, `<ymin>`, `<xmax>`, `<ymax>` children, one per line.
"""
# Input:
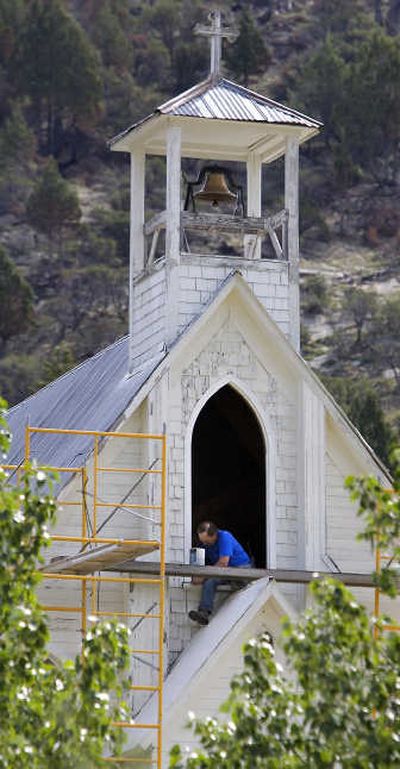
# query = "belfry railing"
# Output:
<box><xmin>144</xmin><ymin>208</ymin><xmax>289</xmax><ymax>266</ymax></box>
<box><xmin>4</xmin><ymin>426</ymin><xmax>167</xmax><ymax>769</ymax></box>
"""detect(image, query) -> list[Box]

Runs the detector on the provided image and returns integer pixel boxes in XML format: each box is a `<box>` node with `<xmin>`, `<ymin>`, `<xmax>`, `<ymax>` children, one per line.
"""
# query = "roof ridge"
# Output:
<box><xmin>157</xmin><ymin>76</ymin><xmax>212</xmax><ymax>114</ymax></box>
<box><xmin>156</xmin><ymin>76</ymin><xmax>320</xmax><ymax>128</ymax></box>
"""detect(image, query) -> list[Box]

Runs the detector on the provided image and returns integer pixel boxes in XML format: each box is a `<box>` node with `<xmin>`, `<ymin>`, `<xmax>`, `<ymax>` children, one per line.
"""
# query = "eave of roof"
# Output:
<box><xmin>109</xmin><ymin>76</ymin><xmax>321</xmax><ymax>150</ymax></box>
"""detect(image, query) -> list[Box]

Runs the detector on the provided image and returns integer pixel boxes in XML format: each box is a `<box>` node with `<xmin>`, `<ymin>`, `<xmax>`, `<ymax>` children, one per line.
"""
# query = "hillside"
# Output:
<box><xmin>0</xmin><ymin>0</ymin><xmax>399</xmax><ymax>463</ymax></box>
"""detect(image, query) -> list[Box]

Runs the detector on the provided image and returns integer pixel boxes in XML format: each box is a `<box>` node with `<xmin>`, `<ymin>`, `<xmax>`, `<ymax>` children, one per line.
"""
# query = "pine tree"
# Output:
<box><xmin>87</xmin><ymin>0</ymin><xmax>133</xmax><ymax>70</ymax></box>
<box><xmin>344</xmin><ymin>29</ymin><xmax>400</xmax><ymax>172</ymax></box>
<box><xmin>321</xmin><ymin>375</ymin><xmax>395</xmax><ymax>466</ymax></box>
<box><xmin>225</xmin><ymin>9</ymin><xmax>270</xmax><ymax>86</ymax></box>
<box><xmin>26</xmin><ymin>160</ymin><xmax>81</xmax><ymax>253</ymax></box>
<box><xmin>0</xmin><ymin>0</ymin><xmax>25</xmax><ymax>67</ymax></box>
<box><xmin>0</xmin><ymin>247</ymin><xmax>33</xmax><ymax>344</ymax></box>
<box><xmin>14</xmin><ymin>0</ymin><xmax>102</xmax><ymax>156</ymax></box>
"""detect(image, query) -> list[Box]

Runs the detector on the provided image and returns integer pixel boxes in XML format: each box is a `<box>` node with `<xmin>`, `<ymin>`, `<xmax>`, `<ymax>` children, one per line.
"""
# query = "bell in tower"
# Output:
<box><xmin>184</xmin><ymin>165</ymin><xmax>244</xmax><ymax>213</ymax></box>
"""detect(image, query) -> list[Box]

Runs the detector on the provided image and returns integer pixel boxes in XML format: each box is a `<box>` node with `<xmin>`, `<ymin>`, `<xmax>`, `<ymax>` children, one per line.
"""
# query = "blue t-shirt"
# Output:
<box><xmin>203</xmin><ymin>530</ymin><xmax>251</xmax><ymax>567</ymax></box>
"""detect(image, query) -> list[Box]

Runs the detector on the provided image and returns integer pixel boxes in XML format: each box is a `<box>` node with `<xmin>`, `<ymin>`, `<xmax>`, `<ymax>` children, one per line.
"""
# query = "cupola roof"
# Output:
<box><xmin>157</xmin><ymin>76</ymin><xmax>320</xmax><ymax>127</ymax></box>
<box><xmin>110</xmin><ymin>77</ymin><xmax>321</xmax><ymax>163</ymax></box>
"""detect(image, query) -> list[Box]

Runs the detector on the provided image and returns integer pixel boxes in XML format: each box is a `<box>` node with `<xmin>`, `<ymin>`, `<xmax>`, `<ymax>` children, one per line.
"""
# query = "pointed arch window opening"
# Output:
<box><xmin>191</xmin><ymin>385</ymin><xmax>267</xmax><ymax>568</ymax></box>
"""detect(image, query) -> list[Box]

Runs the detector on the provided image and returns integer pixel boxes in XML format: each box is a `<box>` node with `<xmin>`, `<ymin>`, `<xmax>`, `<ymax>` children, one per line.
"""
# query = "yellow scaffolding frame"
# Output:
<box><xmin>6</xmin><ymin>426</ymin><xmax>167</xmax><ymax>769</ymax></box>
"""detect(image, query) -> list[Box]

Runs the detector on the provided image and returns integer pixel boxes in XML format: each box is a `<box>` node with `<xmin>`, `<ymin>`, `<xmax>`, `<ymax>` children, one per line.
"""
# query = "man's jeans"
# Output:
<box><xmin>199</xmin><ymin>564</ymin><xmax>252</xmax><ymax>614</ymax></box>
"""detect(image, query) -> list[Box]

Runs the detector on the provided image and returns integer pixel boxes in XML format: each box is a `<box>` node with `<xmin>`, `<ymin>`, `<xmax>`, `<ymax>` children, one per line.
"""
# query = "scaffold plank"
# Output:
<box><xmin>114</xmin><ymin>560</ymin><xmax>383</xmax><ymax>588</ymax></box>
<box><xmin>42</xmin><ymin>542</ymin><xmax>159</xmax><ymax>575</ymax></box>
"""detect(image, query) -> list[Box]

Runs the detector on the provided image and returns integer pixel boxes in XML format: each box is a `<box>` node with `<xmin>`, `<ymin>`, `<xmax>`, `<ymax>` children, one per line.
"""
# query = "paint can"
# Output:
<box><xmin>189</xmin><ymin>547</ymin><xmax>205</xmax><ymax>566</ymax></box>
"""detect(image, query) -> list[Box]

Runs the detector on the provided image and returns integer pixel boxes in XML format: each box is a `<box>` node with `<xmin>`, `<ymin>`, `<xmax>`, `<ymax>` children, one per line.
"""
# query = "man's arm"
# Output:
<box><xmin>214</xmin><ymin>556</ymin><xmax>229</xmax><ymax>567</ymax></box>
<box><xmin>192</xmin><ymin>555</ymin><xmax>229</xmax><ymax>582</ymax></box>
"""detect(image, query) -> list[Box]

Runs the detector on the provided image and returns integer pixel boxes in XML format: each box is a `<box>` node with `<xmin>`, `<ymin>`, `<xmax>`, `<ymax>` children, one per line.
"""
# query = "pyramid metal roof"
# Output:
<box><xmin>109</xmin><ymin>77</ymin><xmax>321</xmax><ymax>152</ymax></box>
<box><xmin>157</xmin><ymin>77</ymin><xmax>321</xmax><ymax>127</ymax></box>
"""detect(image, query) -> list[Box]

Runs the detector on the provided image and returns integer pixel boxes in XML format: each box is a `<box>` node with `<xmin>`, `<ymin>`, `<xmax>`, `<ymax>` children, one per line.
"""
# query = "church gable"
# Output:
<box><xmin>167</xmin><ymin>284</ymin><xmax>299</xmax><ymax>533</ymax></box>
<box><xmin>149</xmin><ymin>274</ymin><xmax>390</xmax><ymax>665</ymax></box>
<box><xmin>126</xmin><ymin>579</ymin><xmax>296</xmax><ymax>764</ymax></box>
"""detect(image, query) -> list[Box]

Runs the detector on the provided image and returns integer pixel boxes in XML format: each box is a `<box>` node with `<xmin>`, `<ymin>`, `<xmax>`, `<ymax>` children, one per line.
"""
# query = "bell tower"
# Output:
<box><xmin>110</xmin><ymin>10</ymin><xmax>321</xmax><ymax>373</ymax></box>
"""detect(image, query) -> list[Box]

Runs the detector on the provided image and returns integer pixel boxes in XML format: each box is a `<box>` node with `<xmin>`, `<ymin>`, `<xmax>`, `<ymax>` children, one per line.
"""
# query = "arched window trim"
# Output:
<box><xmin>184</xmin><ymin>376</ymin><xmax>277</xmax><ymax>568</ymax></box>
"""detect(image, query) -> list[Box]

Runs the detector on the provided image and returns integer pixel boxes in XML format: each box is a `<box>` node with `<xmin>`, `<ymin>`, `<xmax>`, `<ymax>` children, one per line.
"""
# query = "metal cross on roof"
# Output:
<box><xmin>195</xmin><ymin>9</ymin><xmax>237</xmax><ymax>81</ymax></box>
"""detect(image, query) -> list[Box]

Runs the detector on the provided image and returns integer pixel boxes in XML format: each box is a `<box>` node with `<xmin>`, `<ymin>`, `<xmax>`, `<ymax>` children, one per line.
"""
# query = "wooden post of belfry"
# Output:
<box><xmin>129</xmin><ymin>149</ymin><xmax>145</xmax><ymax>371</ymax></box>
<box><xmin>195</xmin><ymin>9</ymin><xmax>237</xmax><ymax>80</ymax></box>
<box><xmin>166</xmin><ymin>123</ymin><xmax>182</xmax><ymax>346</ymax></box>
<box><xmin>245</xmin><ymin>152</ymin><xmax>262</xmax><ymax>259</ymax></box>
<box><xmin>285</xmin><ymin>136</ymin><xmax>300</xmax><ymax>351</ymax></box>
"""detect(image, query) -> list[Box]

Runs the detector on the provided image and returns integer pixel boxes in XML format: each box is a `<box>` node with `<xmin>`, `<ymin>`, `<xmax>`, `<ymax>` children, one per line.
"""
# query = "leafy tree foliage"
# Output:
<box><xmin>0</xmin><ymin>353</ymin><xmax>46</xmax><ymax>405</ymax></box>
<box><xmin>321</xmin><ymin>374</ymin><xmax>394</xmax><ymax>466</ymax></box>
<box><xmin>291</xmin><ymin>25</ymin><xmax>400</xmax><ymax>179</ymax></box>
<box><xmin>0</xmin><ymin>104</ymin><xmax>35</xmax><ymax>171</ymax></box>
<box><xmin>0</xmin><ymin>104</ymin><xmax>36</xmax><ymax>212</ymax></box>
<box><xmin>14</xmin><ymin>0</ymin><xmax>102</xmax><ymax>156</ymax></box>
<box><xmin>290</xmin><ymin>35</ymin><xmax>348</xmax><ymax>149</ymax></box>
<box><xmin>347</xmin><ymin>447</ymin><xmax>400</xmax><ymax>596</ymax></box>
<box><xmin>387</xmin><ymin>0</ymin><xmax>400</xmax><ymax>34</ymax></box>
<box><xmin>225</xmin><ymin>9</ymin><xmax>270</xmax><ymax>85</ymax></box>
<box><xmin>137</xmin><ymin>0</ymin><xmax>206</xmax><ymax>93</ymax></box>
<box><xmin>0</xmin><ymin>0</ymin><xmax>25</xmax><ymax>69</ymax></box>
<box><xmin>170</xmin><ymin>581</ymin><xmax>400</xmax><ymax>769</ymax></box>
<box><xmin>0</xmin><ymin>247</ymin><xmax>33</xmax><ymax>343</ymax></box>
<box><xmin>0</xmin><ymin>399</ymin><xmax>131</xmax><ymax>767</ymax></box>
<box><xmin>170</xmin><ymin>454</ymin><xmax>400</xmax><ymax>769</ymax></box>
<box><xmin>87</xmin><ymin>0</ymin><xmax>133</xmax><ymax>70</ymax></box>
<box><xmin>93</xmin><ymin>205</ymin><xmax>129</xmax><ymax>262</ymax></box>
<box><xmin>343</xmin><ymin>29</ymin><xmax>400</xmax><ymax>173</ymax></box>
<box><xmin>342</xmin><ymin>287</ymin><xmax>378</xmax><ymax>345</ymax></box>
<box><xmin>301</xmin><ymin>274</ymin><xmax>330</xmax><ymax>315</ymax></box>
<box><xmin>371</xmin><ymin>293</ymin><xmax>400</xmax><ymax>388</ymax></box>
<box><xmin>36</xmin><ymin>341</ymin><xmax>76</xmax><ymax>390</ymax></box>
<box><xmin>312</xmin><ymin>0</ymin><xmax>371</xmax><ymax>38</ymax></box>
<box><xmin>26</xmin><ymin>160</ymin><xmax>81</xmax><ymax>250</ymax></box>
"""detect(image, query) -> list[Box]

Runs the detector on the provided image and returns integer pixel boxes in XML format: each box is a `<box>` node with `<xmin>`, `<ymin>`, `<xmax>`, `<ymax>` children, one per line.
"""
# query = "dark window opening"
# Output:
<box><xmin>191</xmin><ymin>385</ymin><xmax>266</xmax><ymax>567</ymax></box>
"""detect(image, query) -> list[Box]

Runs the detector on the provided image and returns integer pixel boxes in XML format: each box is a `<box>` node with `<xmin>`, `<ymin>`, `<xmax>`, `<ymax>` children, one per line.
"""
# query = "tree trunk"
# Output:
<box><xmin>374</xmin><ymin>0</ymin><xmax>384</xmax><ymax>25</ymax></box>
<box><xmin>46</xmin><ymin>98</ymin><xmax>55</xmax><ymax>157</ymax></box>
<box><xmin>387</xmin><ymin>0</ymin><xmax>400</xmax><ymax>34</ymax></box>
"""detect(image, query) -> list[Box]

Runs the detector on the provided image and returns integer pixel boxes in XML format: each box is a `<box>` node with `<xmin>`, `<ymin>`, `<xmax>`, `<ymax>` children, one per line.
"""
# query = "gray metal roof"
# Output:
<box><xmin>109</xmin><ymin>77</ymin><xmax>321</xmax><ymax>148</ymax></box>
<box><xmin>7</xmin><ymin>336</ymin><xmax>164</xmax><ymax>472</ymax></box>
<box><xmin>6</xmin><ymin>273</ymin><xmax>237</xmax><ymax>475</ymax></box>
<box><xmin>158</xmin><ymin>77</ymin><xmax>321</xmax><ymax>127</ymax></box>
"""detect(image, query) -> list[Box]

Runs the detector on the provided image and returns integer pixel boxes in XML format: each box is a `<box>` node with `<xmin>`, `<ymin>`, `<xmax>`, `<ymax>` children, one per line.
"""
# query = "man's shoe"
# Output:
<box><xmin>188</xmin><ymin>609</ymin><xmax>209</xmax><ymax>625</ymax></box>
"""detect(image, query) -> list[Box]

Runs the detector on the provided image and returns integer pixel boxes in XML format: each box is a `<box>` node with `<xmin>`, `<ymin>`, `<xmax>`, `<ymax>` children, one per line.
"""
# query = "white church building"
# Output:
<box><xmin>7</xmin><ymin>11</ymin><xmax>395</xmax><ymax>768</ymax></box>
